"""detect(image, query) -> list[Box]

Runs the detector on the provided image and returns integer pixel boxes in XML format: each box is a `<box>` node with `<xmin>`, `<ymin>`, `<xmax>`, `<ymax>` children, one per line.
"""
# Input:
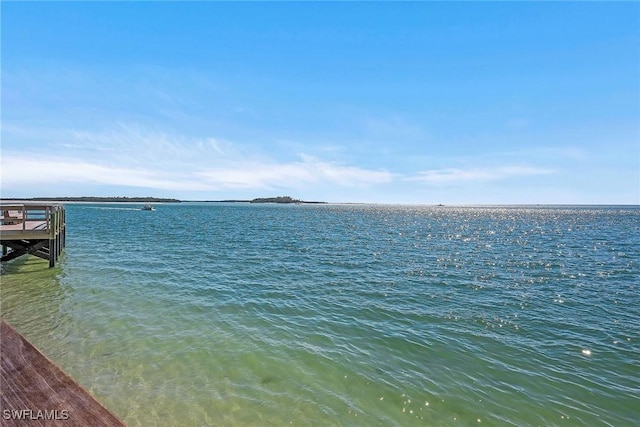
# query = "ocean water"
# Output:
<box><xmin>1</xmin><ymin>203</ymin><xmax>639</xmax><ymax>426</ymax></box>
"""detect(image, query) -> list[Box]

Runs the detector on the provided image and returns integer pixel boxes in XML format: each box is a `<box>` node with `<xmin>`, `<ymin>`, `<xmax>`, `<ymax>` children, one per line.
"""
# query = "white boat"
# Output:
<box><xmin>141</xmin><ymin>204</ymin><xmax>155</xmax><ymax>211</ymax></box>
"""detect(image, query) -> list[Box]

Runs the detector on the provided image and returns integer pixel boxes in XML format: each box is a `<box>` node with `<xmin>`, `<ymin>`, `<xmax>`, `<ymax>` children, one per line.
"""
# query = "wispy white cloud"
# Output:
<box><xmin>198</xmin><ymin>155</ymin><xmax>394</xmax><ymax>190</ymax></box>
<box><xmin>1</xmin><ymin>154</ymin><xmax>393</xmax><ymax>193</ymax></box>
<box><xmin>0</xmin><ymin>123</ymin><xmax>564</xmax><ymax>201</ymax></box>
<box><xmin>1</xmin><ymin>125</ymin><xmax>393</xmax><ymax>194</ymax></box>
<box><xmin>409</xmin><ymin>166</ymin><xmax>555</xmax><ymax>185</ymax></box>
<box><xmin>1</xmin><ymin>155</ymin><xmax>216</xmax><ymax>192</ymax></box>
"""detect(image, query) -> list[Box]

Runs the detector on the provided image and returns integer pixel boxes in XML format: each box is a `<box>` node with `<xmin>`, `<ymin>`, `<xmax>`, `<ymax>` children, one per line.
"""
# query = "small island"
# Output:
<box><xmin>249</xmin><ymin>196</ymin><xmax>326</xmax><ymax>204</ymax></box>
<box><xmin>250</xmin><ymin>196</ymin><xmax>302</xmax><ymax>204</ymax></box>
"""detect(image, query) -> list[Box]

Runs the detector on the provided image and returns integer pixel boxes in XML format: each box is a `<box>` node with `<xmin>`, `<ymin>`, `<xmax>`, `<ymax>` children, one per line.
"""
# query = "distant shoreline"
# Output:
<box><xmin>1</xmin><ymin>198</ymin><xmax>636</xmax><ymax>207</ymax></box>
<box><xmin>0</xmin><ymin>196</ymin><xmax>326</xmax><ymax>204</ymax></box>
<box><xmin>1</xmin><ymin>197</ymin><xmax>182</xmax><ymax>203</ymax></box>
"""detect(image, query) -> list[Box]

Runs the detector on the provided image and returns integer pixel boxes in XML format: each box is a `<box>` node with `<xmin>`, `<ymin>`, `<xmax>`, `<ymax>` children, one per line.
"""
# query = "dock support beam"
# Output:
<box><xmin>49</xmin><ymin>238</ymin><xmax>56</xmax><ymax>267</ymax></box>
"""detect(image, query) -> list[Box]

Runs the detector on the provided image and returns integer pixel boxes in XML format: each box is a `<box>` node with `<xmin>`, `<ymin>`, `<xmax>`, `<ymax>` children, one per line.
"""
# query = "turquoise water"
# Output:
<box><xmin>1</xmin><ymin>203</ymin><xmax>639</xmax><ymax>426</ymax></box>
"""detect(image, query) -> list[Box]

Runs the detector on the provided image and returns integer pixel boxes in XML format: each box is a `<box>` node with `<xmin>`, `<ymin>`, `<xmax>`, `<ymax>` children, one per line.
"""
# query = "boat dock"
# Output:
<box><xmin>0</xmin><ymin>321</ymin><xmax>126</xmax><ymax>426</ymax></box>
<box><xmin>0</xmin><ymin>204</ymin><xmax>66</xmax><ymax>267</ymax></box>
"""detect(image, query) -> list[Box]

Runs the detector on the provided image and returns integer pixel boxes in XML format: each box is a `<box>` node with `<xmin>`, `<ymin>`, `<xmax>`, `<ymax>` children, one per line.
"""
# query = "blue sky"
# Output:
<box><xmin>2</xmin><ymin>2</ymin><xmax>639</xmax><ymax>204</ymax></box>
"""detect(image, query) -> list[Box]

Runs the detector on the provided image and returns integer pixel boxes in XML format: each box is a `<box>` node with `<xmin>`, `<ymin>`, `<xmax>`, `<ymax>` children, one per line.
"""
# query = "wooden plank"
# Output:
<box><xmin>0</xmin><ymin>321</ymin><xmax>126</xmax><ymax>426</ymax></box>
<box><xmin>0</xmin><ymin>221</ymin><xmax>50</xmax><ymax>241</ymax></box>
<box><xmin>0</xmin><ymin>221</ymin><xmax>47</xmax><ymax>232</ymax></box>
<box><xmin>0</xmin><ymin>232</ymin><xmax>51</xmax><ymax>241</ymax></box>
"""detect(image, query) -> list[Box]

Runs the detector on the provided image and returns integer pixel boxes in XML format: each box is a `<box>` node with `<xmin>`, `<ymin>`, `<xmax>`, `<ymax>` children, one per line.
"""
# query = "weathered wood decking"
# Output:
<box><xmin>0</xmin><ymin>321</ymin><xmax>126</xmax><ymax>426</ymax></box>
<box><xmin>0</xmin><ymin>204</ymin><xmax>66</xmax><ymax>267</ymax></box>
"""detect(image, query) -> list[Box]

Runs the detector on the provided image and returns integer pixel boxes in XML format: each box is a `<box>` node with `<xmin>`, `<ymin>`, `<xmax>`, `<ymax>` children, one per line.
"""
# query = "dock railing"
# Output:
<box><xmin>1</xmin><ymin>204</ymin><xmax>64</xmax><ymax>231</ymax></box>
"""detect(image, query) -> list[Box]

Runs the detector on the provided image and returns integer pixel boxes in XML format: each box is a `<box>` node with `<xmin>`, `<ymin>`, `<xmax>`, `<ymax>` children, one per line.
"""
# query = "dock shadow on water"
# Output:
<box><xmin>1</xmin><ymin>203</ymin><xmax>639</xmax><ymax>426</ymax></box>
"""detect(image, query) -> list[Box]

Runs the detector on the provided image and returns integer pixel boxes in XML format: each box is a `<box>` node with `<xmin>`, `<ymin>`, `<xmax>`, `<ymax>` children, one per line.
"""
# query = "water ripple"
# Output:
<box><xmin>1</xmin><ymin>204</ymin><xmax>639</xmax><ymax>426</ymax></box>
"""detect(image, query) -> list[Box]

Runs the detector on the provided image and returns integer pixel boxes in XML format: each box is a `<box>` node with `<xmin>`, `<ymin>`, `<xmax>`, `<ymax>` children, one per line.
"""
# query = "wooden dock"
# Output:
<box><xmin>0</xmin><ymin>321</ymin><xmax>126</xmax><ymax>426</ymax></box>
<box><xmin>0</xmin><ymin>204</ymin><xmax>66</xmax><ymax>267</ymax></box>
